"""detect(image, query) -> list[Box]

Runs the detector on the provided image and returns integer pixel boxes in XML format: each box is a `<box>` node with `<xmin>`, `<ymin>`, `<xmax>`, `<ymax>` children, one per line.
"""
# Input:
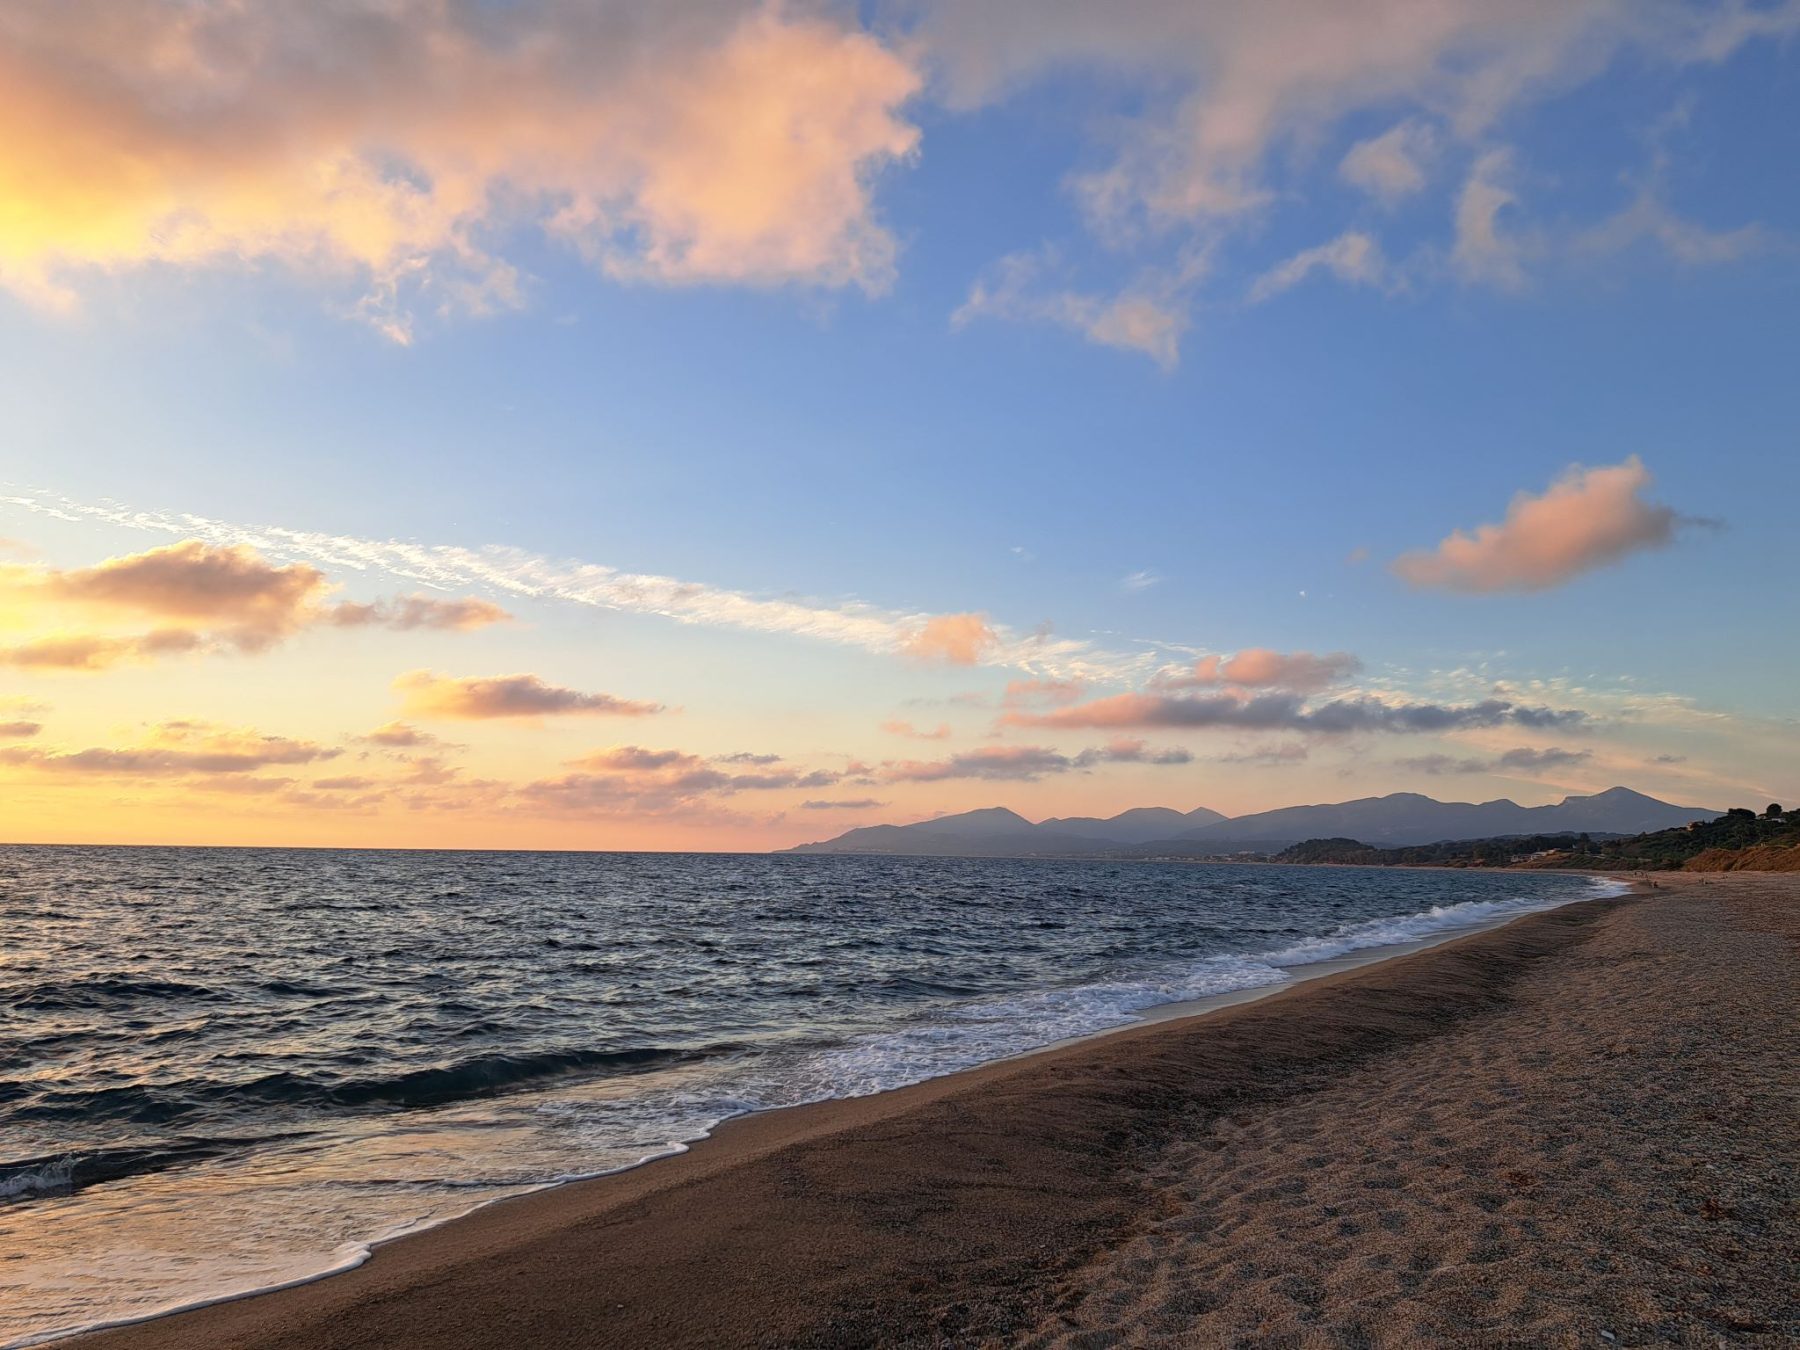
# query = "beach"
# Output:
<box><xmin>73</xmin><ymin>872</ymin><xmax>1796</xmax><ymax>1348</ymax></box>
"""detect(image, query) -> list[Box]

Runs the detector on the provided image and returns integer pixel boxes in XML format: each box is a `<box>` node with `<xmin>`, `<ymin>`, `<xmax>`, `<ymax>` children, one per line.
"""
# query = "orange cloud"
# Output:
<box><xmin>0</xmin><ymin>4</ymin><xmax>920</xmax><ymax>330</ymax></box>
<box><xmin>1167</xmin><ymin>648</ymin><xmax>1361</xmax><ymax>693</ymax></box>
<box><xmin>1392</xmin><ymin>457</ymin><xmax>1695</xmax><ymax>593</ymax></box>
<box><xmin>0</xmin><ymin>723</ymin><xmax>337</xmax><ymax>775</ymax></box>
<box><xmin>0</xmin><ymin>540</ymin><xmax>509</xmax><ymax>668</ymax></box>
<box><xmin>901</xmin><ymin>613</ymin><xmax>998</xmax><ymax>666</ymax></box>
<box><xmin>0</xmin><ymin>720</ymin><xmax>42</xmax><ymax>738</ymax></box>
<box><xmin>359</xmin><ymin>722</ymin><xmax>440</xmax><ymax>749</ymax></box>
<box><xmin>395</xmin><ymin>670</ymin><xmax>663</xmax><ymax>720</ymax></box>
<box><xmin>0</xmin><ymin>630</ymin><xmax>205</xmax><ymax>671</ymax></box>
<box><xmin>38</xmin><ymin>541</ymin><xmax>329</xmax><ymax>649</ymax></box>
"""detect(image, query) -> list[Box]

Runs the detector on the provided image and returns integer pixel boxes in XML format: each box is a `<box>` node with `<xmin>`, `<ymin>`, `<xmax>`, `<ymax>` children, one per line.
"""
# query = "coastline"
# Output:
<box><xmin>22</xmin><ymin>876</ymin><xmax>1621</xmax><ymax>1348</ymax></box>
<box><xmin>65</xmin><ymin>872</ymin><xmax>1799</xmax><ymax>1347</ymax></box>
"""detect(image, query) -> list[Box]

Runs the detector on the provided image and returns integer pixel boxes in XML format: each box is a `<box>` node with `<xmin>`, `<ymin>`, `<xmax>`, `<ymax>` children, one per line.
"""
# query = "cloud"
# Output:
<box><xmin>395</xmin><ymin>670</ymin><xmax>663</xmax><ymax>720</ymax></box>
<box><xmin>330</xmin><ymin>595</ymin><xmax>511</xmax><ymax>632</ymax></box>
<box><xmin>881</xmin><ymin>719</ymin><xmax>951</xmax><ymax>740</ymax></box>
<box><xmin>881</xmin><ymin>745</ymin><xmax>1084</xmax><ymax>783</ymax></box>
<box><xmin>312</xmin><ymin>776</ymin><xmax>377</xmax><ymax>792</ymax></box>
<box><xmin>1392</xmin><ymin>456</ymin><xmax>1695</xmax><ymax>593</ymax></box>
<box><xmin>925</xmin><ymin>2</ymin><xmax>1793</xmax><ymax>234</ymax></box>
<box><xmin>901</xmin><ymin>613</ymin><xmax>1000</xmax><ymax>666</ymax></box>
<box><xmin>1249</xmin><ymin>231</ymin><xmax>1392</xmax><ymax>302</ymax></box>
<box><xmin>1007</xmin><ymin>691</ymin><xmax>1586</xmax><ymax>735</ymax></box>
<box><xmin>523</xmin><ymin>743</ymin><xmax>837</xmax><ymax>815</ymax></box>
<box><xmin>1497</xmin><ymin>746</ymin><xmax>1591</xmax><ymax>771</ymax></box>
<box><xmin>0</xmin><ymin>630</ymin><xmax>205</xmax><ymax>671</ymax></box>
<box><xmin>1163</xmin><ymin>648</ymin><xmax>1361</xmax><ymax>693</ymax></box>
<box><xmin>0</xmin><ymin>3</ymin><xmax>922</xmax><ymax>330</ymax></box>
<box><xmin>1452</xmin><ymin>148</ymin><xmax>1533</xmax><ymax>289</ymax></box>
<box><xmin>1575</xmin><ymin>123</ymin><xmax>1775</xmax><ymax>267</ymax></box>
<box><xmin>1395</xmin><ymin>753</ymin><xmax>1492</xmax><ymax>776</ymax></box>
<box><xmin>35</xmin><ymin>541</ymin><xmax>331</xmax><ymax>650</ymax></box>
<box><xmin>1340</xmin><ymin>120</ymin><xmax>1437</xmax><ymax>201</ymax></box>
<box><xmin>1120</xmin><ymin>569</ymin><xmax>1162</xmax><ymax>592</ymax></box>
<box><xmin>4</xmin><ymin>490</ymin><xmax>1167</xmax><ymax>685</ymax></box>
<box><xmin>0</xmin><ymin>539</ymin><xmax>510</xmax><ymax>667</ymax></box>
<box><xmin>1072</xmin><ymin>737</ymin><xmax>1193</xmax><ymax>766</ymax></box>
<box><xmin>1212</xmin><ymin>743</ymin><xmax>1310</xmax><ymax>766</ymax></box>
<box><xmin>1003</xmin><ymin>678</ymin><xmax>1085</xmax><ymax>708</ymax></box>
<box><xmin>0</xmin><ymin>723</ymin><xmax>338</xmax><ymax>775</ymax></box>
<box><xmin>799</xmin><ymin>798</ymin><xmax>886</xmax><ymax>810</ymax></box>
<box><xmin>881</xmin><ymin>738</ymin><xmax>1190</xmax><ymax>782</ymax></box>
<box><xmin>1397</xmin><ymin>745</ymin><xmax>1591</xmax><ymax>776</ymax></box>
<box><xmin>0</xmin><ymin>721</ymin><xmax>42</xmax><ymax>738</ymax></box>
<box><xmin>360</xmin><ymin>722</ymin><xmax>439</xmax><ymax>748</ymax></box>
<box><xmin>953</xmin><ymin>248</ymin><xmax>1191</xmax><ymax>368</ymax></box>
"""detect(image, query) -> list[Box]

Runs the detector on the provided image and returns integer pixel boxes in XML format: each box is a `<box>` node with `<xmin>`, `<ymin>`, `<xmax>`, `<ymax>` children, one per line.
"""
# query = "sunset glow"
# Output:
<box><xmin>3</xmin><ymin>0</ymin><xmax>1796</xmax><ymax>849</ymax></box>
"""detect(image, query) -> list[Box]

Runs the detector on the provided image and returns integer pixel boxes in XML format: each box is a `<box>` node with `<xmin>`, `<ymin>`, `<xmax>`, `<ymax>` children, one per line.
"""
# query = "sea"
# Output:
<box><xmin>0</xmin><ymin>845</ymin><xmax>1620</xmax><ymax>1345</ymax></box>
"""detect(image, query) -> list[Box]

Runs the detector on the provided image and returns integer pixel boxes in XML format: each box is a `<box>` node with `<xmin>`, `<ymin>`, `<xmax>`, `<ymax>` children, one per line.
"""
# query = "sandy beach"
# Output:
<box><xmin>75</xmin><ymin>873</ymin><xmax>1796</xmax><ymax>1349</ymax></box>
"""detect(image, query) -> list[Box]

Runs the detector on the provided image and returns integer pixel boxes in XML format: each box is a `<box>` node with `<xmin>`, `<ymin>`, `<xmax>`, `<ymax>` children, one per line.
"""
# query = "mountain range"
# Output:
<box><xmin>782</xmin><ymin>788</ymin><xmax>1715</xmax><ymax>857</ymax></box>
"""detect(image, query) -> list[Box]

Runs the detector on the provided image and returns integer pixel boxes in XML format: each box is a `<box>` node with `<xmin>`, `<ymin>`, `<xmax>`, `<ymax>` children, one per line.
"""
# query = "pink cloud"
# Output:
<box><xmin>901</xmin><ymin>613</ymin><xmax>999</xmax><ymax>666</ymax></box>
<box><xmin>881</xmin><ymin>719</ymin><xmax>952</xmax><ymax>740</ymax></box>
<box><xmin>1002</xmin><ymin>677</ymin><xmax>1085</xmax><ymax>707</ymax></box>
<box><xmin>0</xmin><ymin>5</ymin><xmax>921</xmax><ymax>329</ymax></box>
<box><xmin>1392</xmin><ymin>456</ymin><xmax>1694</xmax><ymax>592</ymax></box>
<box><xmin>1167</xmin><ymin>648</ymin><xmax>1360</xmax><ymax>693</ymax></box>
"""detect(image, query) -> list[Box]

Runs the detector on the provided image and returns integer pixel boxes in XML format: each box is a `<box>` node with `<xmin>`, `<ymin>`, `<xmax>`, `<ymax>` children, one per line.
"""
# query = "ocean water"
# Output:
<box><xmin>0</xmin><ymin>846</ymin><xmax>1616</xmax><ymax>1345</ymax></box>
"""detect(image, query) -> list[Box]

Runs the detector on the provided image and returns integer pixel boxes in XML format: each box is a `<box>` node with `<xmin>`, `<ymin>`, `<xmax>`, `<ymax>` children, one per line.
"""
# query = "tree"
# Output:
<box><xmin>1766</xmin><ymin>803</ymin><xmax>1785</xmax><ymax>819</ymax></box>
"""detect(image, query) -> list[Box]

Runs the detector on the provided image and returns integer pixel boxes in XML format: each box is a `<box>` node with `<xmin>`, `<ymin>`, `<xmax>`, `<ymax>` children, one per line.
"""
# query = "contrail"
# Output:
<box><xmin>1</xmin><ymin>487</ymin><xmax>1161</xmax><ymax>685</ymax></box>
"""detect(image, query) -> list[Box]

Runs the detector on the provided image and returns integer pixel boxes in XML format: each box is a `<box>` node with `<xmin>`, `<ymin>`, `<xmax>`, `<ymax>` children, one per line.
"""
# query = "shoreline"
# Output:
<box><xmin>28</xmin><ymin>878</ymin><xmax>1625</xmax><ymax>1348</ymax></box>
<box><xmin>58</xmin><ymin>873</ymin><xmax>1761</xmax><ymax>1348</ymax></box>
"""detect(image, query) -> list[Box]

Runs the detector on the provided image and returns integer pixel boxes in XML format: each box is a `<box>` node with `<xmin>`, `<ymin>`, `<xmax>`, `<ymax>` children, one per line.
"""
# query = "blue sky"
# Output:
<box><xmin>1</xmin><ymin>1</ymin><xmax>1795</xmax><ymax>846</ymax></box>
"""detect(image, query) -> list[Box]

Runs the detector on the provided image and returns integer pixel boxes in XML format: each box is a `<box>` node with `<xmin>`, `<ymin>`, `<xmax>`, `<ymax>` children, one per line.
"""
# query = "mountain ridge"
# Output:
<box><xmin>781</xmin><ymin>788</ymin><xmax>1715</xmax><ymax>857</ymax></box>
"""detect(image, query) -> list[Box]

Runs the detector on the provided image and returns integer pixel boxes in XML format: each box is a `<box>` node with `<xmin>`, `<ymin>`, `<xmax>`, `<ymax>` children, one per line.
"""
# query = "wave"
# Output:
<box><xmin>8</xmin><ymin>1046</ymin><xmax>704</xmax><ymax>1130</ymax></box>
<box><xmin>12</xmin><ymin>976</ymin><xmax>227</xmax><ymax>1012</ymax></box>
<box><xmin>308</xmin><ymin>1046</ymin><xmax>698</xmax><ymax>1110</ymax></box>
<box><xmin>0</xmin><ymin>1136</ymin><xmax>292</xmax><ymax>1203</ymax></box>
<box><xmin>1262</xmin><ymin>878</ymin><xmax>1625</xmax><ymax>968</ymax></box>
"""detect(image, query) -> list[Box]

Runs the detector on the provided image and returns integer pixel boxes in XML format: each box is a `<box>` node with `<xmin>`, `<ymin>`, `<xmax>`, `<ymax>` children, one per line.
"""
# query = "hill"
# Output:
<box><xmin>1272</xmin><ymin>804</ymin><xmax>1800</xmax><ymax>872</ymax></box>
<box><xmin>781</xmin><ymin>789</ymin><xmax>1713</xmax><ymax>859</ymax></box>
<box><xmin>782</xmin><ymin>805</ymin><xmax>1223</xmax><ymax>856</ymax></box>
<box><xmin>1168</xmin><ymin>788</ymin><xmax>1711</xmax><ymax>851</ymax></box>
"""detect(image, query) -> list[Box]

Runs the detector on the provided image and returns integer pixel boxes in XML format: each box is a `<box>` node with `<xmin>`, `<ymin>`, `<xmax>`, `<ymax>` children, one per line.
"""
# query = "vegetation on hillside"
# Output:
<box><xmin>1273</xmin><ymin>805</ymin><xmax>1800</xmax><ymax>872</ymax></box>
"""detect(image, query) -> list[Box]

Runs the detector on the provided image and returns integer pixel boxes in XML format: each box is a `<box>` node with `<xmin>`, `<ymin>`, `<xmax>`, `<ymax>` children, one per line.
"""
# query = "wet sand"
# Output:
<box><xmin>78</xmin><ymin>874</ymin><xmax>1797</xmax><ymax>1348</ymax></box>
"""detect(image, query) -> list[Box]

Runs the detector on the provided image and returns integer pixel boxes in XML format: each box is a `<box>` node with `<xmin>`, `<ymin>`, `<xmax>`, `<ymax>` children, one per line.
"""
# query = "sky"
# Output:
<box><xmin>2</xmin><ymin>0</ymin><xmax>1797</xmax><ymax>850</ymax></box>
